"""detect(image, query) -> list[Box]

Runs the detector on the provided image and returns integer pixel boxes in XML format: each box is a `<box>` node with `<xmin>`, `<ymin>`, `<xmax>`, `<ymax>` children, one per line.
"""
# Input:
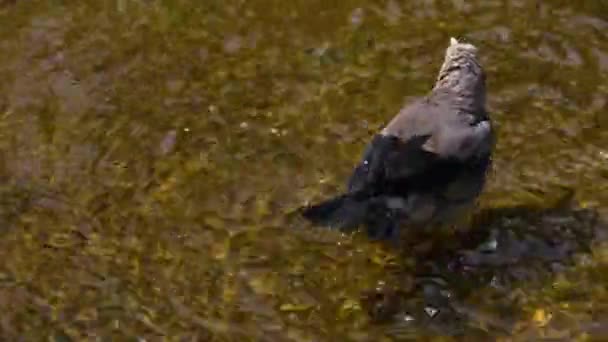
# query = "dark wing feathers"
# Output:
<box><xmin>347</xmin><ymin>103</ymin><xmax>492</xmax><ymax>198</ymax></box>
<box><xmin>347</xmin><ymin>133</ymin><xmax>441</xmax><ymax>195</ymax></box>
<box><xmin>347</xmin><ymin>134</ymin><xmax>395</xmax><ymax>194</ymax></box>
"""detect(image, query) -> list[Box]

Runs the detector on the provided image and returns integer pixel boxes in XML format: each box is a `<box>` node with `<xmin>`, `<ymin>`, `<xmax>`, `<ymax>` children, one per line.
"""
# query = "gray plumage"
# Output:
<box><xmin>301</xmin><ymin>37</ymin><xmax>494</xmax><ymax>240</ymax></box>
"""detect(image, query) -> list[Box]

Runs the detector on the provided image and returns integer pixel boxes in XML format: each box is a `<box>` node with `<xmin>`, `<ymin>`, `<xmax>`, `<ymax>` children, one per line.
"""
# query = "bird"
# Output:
<box><xmin>300</xmin><ymin>37</ymin><xmax>494</xmax><ymax>241</ymax></box>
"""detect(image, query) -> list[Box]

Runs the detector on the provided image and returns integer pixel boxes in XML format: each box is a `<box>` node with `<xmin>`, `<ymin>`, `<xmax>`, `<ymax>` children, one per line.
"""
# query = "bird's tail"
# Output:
<box><xmin>300</xmin><ymin>194</ymin><xmax>367</xmax><ymax>230</ymax></box>
<box><xmin>300</xmin><ymin>194</ymin><xmax>402</xmax><ymax>240</ymax></box>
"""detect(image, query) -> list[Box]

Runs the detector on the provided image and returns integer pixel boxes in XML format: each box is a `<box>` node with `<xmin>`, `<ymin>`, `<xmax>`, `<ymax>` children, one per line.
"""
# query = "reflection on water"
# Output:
<box><xmin>361</xmin><ymin>191</ymin><xmax>607</xmax><ymax>338</ymax></box>
<box><xmin>0</xmin><ymin>0</ymin><xmax>607</xmax><ymax>340</ymax></box>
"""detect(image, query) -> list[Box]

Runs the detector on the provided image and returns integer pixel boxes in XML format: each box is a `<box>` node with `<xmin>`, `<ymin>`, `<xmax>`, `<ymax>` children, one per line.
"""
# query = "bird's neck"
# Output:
<box><xmin>432</xmin><ymin>57</ymin><xmax>487</xmax><ymax>113</ymax></box>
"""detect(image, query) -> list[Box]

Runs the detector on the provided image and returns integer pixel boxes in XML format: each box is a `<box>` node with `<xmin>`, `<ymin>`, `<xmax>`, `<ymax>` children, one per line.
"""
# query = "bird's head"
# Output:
<box><xmin>444</xmin><ymin>37</ymin><xmax>479</xmax><ymax>62</ymax></box>
<box><xmin>433</xmin><ymin>37</ymin><xmax>486</xmax><ymax>108</ymax></box>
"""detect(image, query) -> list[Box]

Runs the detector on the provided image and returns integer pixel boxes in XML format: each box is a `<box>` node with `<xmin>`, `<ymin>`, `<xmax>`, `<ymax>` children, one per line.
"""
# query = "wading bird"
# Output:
<box><xmin>301</xmin><ymin>37</ymin><xmax>494</xmax><ymax>241</ymax></box>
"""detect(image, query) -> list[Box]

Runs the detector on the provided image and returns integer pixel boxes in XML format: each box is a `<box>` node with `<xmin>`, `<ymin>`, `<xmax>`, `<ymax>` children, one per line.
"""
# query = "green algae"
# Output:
<box><xmin>0</xmin><ymin>0</ymin><xmax>607</xmax><ymax>340</ymax></box>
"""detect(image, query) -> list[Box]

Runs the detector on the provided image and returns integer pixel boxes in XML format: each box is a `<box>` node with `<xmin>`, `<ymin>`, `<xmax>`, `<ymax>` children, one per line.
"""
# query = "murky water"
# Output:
<box><xmin>0</xmin><ymin>0</ymin><xmax>607</xmax><ymax>340</ymax></box>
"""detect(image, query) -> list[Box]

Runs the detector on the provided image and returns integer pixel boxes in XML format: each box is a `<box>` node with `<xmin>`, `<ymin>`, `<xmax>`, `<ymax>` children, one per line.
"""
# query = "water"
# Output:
<box><xmin>0</xmin><ymin>0</ymin><xmax>607</xmax><ymax>340</ymax></box>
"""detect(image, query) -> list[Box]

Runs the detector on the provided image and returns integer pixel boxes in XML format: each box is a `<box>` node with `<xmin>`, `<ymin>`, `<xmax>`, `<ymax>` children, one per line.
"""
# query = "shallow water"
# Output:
<box><xmin>0</xmin><ymin>0</ymin><xmax>607</xmax><ymax>340</ymax></box>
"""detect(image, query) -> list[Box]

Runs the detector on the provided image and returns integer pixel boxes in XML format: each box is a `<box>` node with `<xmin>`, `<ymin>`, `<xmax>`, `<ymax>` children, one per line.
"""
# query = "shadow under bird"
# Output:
<box><xmin>301</xmin><ymin>37</ymin><xmax>494</xmax><ymax>240</ymax></box>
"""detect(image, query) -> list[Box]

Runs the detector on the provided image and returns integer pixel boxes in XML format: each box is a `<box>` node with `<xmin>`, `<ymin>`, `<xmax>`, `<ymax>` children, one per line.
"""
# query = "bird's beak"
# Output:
<box><xmin>450</xmin><ymin>37</ymin><xmax>459</xmax><ymax>46</ymax></box>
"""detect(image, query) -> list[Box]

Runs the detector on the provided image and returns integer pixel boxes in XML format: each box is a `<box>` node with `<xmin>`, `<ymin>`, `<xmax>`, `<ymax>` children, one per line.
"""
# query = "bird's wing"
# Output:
<box><xmin>420</xmin><ymin>115</ymin><xmax>493</xmax><ymax>162</ymax></box>
<box><xmin>383</xmin><ymin>96</ymin><xmax>493</xmax><ymax>161</ymax></box>
<box><xmin>347</xmin><ymin>134</ymin><xmax>396</xmax><ymax>194</ymax></box>
<box><xmin>347</xmin><ymin>106</ymin><xmax>493</xmax><ymax>196</ymax></box>
<box><xmin>347</xmin><ymin>133</ymin><xmax>438</xmax><ymax>194</ymax></box>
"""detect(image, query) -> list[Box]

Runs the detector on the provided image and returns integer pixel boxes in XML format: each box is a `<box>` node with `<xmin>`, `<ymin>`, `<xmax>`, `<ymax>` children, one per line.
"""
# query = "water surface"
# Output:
<box><xmin>0</xmin><ymin>0</ymin><xmax>607</xmax><ymax>340</ymax></box>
